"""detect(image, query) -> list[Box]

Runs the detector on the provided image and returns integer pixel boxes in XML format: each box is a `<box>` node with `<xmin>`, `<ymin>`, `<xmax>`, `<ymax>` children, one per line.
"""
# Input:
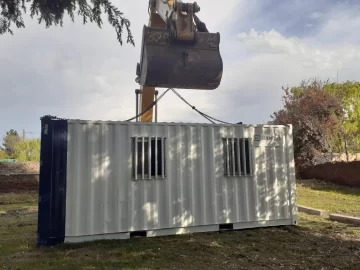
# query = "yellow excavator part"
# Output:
<box><xmin>137</xmin><ymin>0</ymin><xmax>223</xmax><ymax>122</ymax></box>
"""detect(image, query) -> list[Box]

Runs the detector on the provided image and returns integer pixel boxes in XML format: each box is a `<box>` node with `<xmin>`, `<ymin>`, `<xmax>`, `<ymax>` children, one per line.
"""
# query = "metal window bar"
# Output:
<box><xmin>242</xmin><ymin>138</ymin><xmax>247</xmax><ymax>176</ymax></box>
<box><xmin>161</xmin><ymin>138</ymin><xmax>165</xmax><ymax>179</ymax></box>
<box><xmin>148</xmin><ymin>137</ymin><xmax>151</xmax><ymax>179</ymax></box>
<box><xmin>232</xmin><ymin>139</ymin><xmax>236</xmax><ymax>176</ymax></box>
<box><xmin>249</xmin><ymin>139</ymin><xmax>254</xmax><ymax>175</ymax></box>
<box><xmin>135</xmin><ymin>137</ymin><xmax>138</xmax><ymax>181</ymax></box>
<box><xmin>142</xmin><ymin>136</ymin><xmax>145</xmax><ymax>180</ymax></box>
<box><xmin>246</xmin><ymin>139</ymin><xmax>252</xmax><ymax>175</ymax></box>
<box><xmin>224</xmin><ymin>137</ymin><xmax>253</xmax><ymax>177</ymax></box>
<box><xmin>132</xmin><ymin>137</ymin><xmax>166</xmax><ymax>180</ymax></box>
<box><xmin>237</xmin><ymin>138</ymin><xmax>241</xmax><ymax>176</ymax></box>
<box><xmin>155</xmin><ymin>136</ymin><xmax>158</xmax><ymax>178</ymax></box>
<box><xmin>226</xmin><ymin>138</ymin><xmax>230</xmax><ymax>176</ymax></box>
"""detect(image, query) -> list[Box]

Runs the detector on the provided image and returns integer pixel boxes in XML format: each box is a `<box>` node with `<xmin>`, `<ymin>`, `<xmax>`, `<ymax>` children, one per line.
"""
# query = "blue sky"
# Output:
<box><xmin>1</xmin><ymin>0</ymin><xmax>360</xmax><ymax>138</ymax></box>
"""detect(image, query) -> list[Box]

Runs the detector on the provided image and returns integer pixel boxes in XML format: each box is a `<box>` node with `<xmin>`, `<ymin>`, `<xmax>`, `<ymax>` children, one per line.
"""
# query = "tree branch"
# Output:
<box><xmin>0</xmin><ymin>0</ymin><xmax>135</xmax><ymax>46</ymax></box>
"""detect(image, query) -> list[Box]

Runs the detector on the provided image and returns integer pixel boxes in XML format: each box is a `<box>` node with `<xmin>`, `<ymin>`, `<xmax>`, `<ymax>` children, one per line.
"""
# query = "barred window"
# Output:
<box><xmin>223</xmin><ymin>138</ymin><xmax>252</xmax><ymax>176</ymax></box>
<box><xmin>131</xmin><ymin>137</ymin><xmax>166</xmax><ymax>180</ymax></box>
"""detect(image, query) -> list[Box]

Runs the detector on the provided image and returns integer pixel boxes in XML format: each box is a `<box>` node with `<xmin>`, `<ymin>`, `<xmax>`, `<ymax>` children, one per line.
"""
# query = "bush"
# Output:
<box><xmin>13</xmin><ymin>139</ymin><xmax>41</xmax><ymax>162</ymax></box>
<box><xmin>270</xmin><ymin>79</ymin><xmax>343</xmax><ymax>170</ymax></box>
<box><xmin>0</xmin><ymin>150</ymin><xmax>9</xmax><ymax>160</ymax></box>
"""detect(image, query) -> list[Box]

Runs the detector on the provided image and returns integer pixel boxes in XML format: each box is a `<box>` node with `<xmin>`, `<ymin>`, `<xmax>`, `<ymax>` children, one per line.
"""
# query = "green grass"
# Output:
<box><xmin>0</xmin><ymin>212</ymin><xmax>360</xmax><ymax>269</ymax></box>
<box><xmin>0</xmin><ymin>202</ymin><xmax>38</xmax><ymax>212</ymax></box>
<box><xmin>0</xmin><ymin>180</ymin><xmax>360</xmax><ymax>269</ymax></box>
<box><xmin>0</xmin><ymin>192</ymin><xmax>38</xmax><ymax>205</ymax></box>
<box><xmin>297</xmin><ymin>179</ymin><xmax>360</xmax><ymax>216</ymax></box>
<box><xmin>0</xmin><ymin>192</ymin><xmax>38</xmax><ymax>212</ymax></box>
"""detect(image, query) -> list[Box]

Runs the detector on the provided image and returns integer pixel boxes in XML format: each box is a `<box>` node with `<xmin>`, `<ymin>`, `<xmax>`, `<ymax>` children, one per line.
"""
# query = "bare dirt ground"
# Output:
<box><xmin>0</xmin><ymin>175</ymin><xmax>39</xmax><ymax>193</ymax></box>
<box><xmin>0</xmin><ymin>162</ymin><xmax>39</xmax><ymax>193</ymax></box>
<box><xmin>0</xmin><ymin>162</ymin><xmax>39</xmax><ymax>175</ymax></box>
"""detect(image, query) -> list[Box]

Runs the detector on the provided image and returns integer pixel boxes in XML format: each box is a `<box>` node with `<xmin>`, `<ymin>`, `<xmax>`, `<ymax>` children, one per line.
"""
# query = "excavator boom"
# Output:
<box><xmin>136</xmin><ymin>0</ymin><xmax>223</xmax><ymax>122</ymax></box>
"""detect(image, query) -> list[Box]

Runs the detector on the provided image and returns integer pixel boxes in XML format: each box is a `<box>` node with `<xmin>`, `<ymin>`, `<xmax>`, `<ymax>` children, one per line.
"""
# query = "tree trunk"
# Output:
<box><xmin>342</xmin><ymin>122</ymin><xmax>349</xmax><ymax>162</ymax></box>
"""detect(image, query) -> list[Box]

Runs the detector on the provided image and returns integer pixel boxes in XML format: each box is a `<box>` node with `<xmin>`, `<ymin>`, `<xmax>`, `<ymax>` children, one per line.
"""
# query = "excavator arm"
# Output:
<box><xmin>136</xmin><ymin>0</ymin><xmax>223</xmax><ymax>122</ymax></box>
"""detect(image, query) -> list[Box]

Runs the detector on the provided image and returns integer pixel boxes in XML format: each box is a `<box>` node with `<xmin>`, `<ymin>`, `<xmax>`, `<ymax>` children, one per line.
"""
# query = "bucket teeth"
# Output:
<box><xmin>137</xmin><ymin>26</ymin><xmax>223</xmax><ymax>90</ymax></box>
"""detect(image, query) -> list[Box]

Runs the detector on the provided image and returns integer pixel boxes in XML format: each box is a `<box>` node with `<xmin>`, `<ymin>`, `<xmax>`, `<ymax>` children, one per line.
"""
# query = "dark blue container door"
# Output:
<box><xmin>37</xmin><ymin>118</ymin><xmax>68</xmax><ymax>246</ymax></box>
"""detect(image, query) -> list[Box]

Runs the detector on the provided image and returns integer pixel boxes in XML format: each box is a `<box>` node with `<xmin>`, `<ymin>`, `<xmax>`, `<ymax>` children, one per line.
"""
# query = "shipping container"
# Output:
<box><xmin>37</xmin><ymin>117</ymin><xmax>297</xmax><ymax>246</ymax></box>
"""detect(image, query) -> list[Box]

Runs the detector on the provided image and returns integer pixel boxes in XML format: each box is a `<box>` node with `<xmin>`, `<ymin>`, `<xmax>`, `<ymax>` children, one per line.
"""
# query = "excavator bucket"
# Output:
<box><xmin>136</xmin><ymin>26</ymin><xmax>223</xmax><ymax>90</ymax></box>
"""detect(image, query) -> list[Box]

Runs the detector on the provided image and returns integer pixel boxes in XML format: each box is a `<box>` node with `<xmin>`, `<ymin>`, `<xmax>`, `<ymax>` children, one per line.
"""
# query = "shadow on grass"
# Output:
<box><xmin>1</xmin><ymin>212</ymin><xmax>360</xmax><ymax>269</ymax></box>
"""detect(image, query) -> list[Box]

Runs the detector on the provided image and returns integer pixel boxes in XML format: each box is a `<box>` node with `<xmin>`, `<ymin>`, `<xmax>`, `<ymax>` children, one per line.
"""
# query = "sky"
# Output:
<box><xmin>1</xmin><ymin>0</ymin><xmax>360</xmax><ymax>138</ymax></box>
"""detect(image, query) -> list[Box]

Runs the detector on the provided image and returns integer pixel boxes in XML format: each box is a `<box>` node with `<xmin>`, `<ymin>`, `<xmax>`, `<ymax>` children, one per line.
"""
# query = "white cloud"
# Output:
<box><xmin>210</xmin><ymin>26</ymin><xmax>360</xmax><ymax>123</ymax></box>
<box><xmin>0</xmin><ymin>0</ymin><xmax>242</xmax><ymax>133</ymax></box>
<box><xmin>238</xmin><ymin>28</ymin><xmax>304</xmax><ymax>55</ymax></box>
<box><xmin>310</xmin><ymin>11</ymin><xmax>322</xmax><ymax>19</ymax></box>
<box><xmin>1</xmin><ymin>0</ymin><xmax>360</xmax><ymax>136</ymax></box>
<box><xmin>237</xmin><ymin>28</ymin><xmax>360</xmax><ymax>72</ymax></box>
<box><xmin>194</xmin><ymin>0</ymin><xmax>244</xmax><ymax>32</ymax></box>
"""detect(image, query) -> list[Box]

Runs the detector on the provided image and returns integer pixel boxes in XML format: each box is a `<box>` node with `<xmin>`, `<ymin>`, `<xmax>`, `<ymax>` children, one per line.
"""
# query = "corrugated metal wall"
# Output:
<box><xmin>65</xmin><ymin>122</ymin><xmax>297</xmax><ymax>238</ymax></box>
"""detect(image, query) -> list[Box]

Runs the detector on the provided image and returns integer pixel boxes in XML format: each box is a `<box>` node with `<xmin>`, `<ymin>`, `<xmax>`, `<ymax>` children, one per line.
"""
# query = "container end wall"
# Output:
<box><xmin>37</xmin><ymin>117</ymin><xmax>68</xmax><ymax>246</ymax></box>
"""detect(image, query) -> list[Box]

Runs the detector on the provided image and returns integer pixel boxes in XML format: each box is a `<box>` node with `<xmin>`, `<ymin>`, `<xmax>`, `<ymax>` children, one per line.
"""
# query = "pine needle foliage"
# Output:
<box><xmin>0</xmin><ymin>0</ymin><xmax>135</xmax><ymax>45</ymax></box>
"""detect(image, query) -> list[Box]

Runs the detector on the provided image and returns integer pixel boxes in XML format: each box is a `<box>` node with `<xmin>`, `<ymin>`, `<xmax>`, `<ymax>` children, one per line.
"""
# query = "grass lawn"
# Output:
<box><xmin>0</xmin><ymin>192</ymin><xmax>38</xmax><ymax>205</ymax></box>
<box><xmin>0</xmin><ymin>192</ymin><xmax>38</xmax><ymax>212</ymax></box>
<box><xmin>297</xmin><ymin>179</ymin><xmax>360</xmax><ymax>216</ymax></box>
<box><xmin>0</xmin><ymin>212</ymin><xmax>360</xmax><ymax>269</ymax></box>
<box><xmin>0</xmin><ymin>180</ymin><xmax>359</xmax><ymax>269</ymax></box>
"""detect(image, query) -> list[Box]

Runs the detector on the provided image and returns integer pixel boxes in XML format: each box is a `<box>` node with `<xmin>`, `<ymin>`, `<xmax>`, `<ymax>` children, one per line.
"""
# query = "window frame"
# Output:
<box><xmin>131</xmin><ymin>136</ymin><xmax>167</xmax><ymax>180</ymax></box>
<box><xmin>222</xmin><ymin>138</ymin><xmax>253</xmax><ymax>177</ymax></box>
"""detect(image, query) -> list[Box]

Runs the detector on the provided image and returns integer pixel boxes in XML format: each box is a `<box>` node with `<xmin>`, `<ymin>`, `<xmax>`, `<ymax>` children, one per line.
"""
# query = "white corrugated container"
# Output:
<box><xmin>64</xmin><ymin>121</ymin><xmax>297</xmax><ymax>243</ymax></box>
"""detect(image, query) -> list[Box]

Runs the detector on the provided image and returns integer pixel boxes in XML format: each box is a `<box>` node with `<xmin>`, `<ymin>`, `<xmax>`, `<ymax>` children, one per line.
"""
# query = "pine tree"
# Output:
<box><xmin>2</xmin><ymin>129</ymin><xmax>21</xmax><ymax>158</ymax></box>
<box><xmin>0</xmin><ymin>0</ymin><xmax>134</xmax><ymax>46</ymax></box>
